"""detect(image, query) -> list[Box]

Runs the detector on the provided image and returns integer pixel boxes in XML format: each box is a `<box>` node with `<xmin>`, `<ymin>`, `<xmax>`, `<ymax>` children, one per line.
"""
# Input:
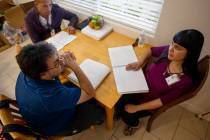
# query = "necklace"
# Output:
<box><xmin>163</xmin><ymin>64</ymin><xmax>184</xmax><ymax>77</ymax></box>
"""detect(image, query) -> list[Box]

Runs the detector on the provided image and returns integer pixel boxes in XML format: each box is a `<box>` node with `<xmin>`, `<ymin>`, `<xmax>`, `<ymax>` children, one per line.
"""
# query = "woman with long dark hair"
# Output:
<box><xmin>116</xmin><ymin>29</ymin><xmax>204</xmax><ymax>136</ymax></box>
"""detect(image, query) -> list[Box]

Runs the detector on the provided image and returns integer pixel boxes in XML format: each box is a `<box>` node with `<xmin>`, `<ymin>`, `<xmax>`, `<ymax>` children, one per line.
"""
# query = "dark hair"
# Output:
<box><xmin>173</xmin><ymin>29</ymin><xmax>204</xmax><ymax>81</ymax></box>
<box><xmin>16</xmin><ymin>41</ymin><xmax>56</xmax><ymax>80</ymax></box>
<box><xmin>157</xmin><ymin>29</ymin><xmax>204</xmax><ymax>82</ymax></box>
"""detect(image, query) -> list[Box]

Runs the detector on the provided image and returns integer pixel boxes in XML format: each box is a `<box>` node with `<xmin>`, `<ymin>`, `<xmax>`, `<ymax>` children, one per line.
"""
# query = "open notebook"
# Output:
<box><xmin>108</xmin><ymin>45</ymin><xmax>149</xmax><ymax>94</ymax></box>
<box><xmin>68</xmin><ymin>59</ymin><xmax>111</xmax><ymax>89</ymax></box>
<box><xmin>46</xmin><ymin>31</ymin><xmax>76</xmax><ymax>50</ymax></box>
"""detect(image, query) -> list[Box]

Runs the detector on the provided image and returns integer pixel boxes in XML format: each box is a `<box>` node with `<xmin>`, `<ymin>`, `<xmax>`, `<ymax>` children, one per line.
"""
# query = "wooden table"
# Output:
<box><xmin>59</xmin><ymin>31</ymin><xmax>151</xmax><ymax>130</ymax></box>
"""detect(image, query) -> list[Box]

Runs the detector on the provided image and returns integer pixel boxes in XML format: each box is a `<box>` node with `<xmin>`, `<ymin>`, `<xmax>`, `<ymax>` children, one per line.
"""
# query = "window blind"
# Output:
<box><xmin>57</xmin><ymin>0</ymin><xmax>164</xmax><ymax>36</ymax></box>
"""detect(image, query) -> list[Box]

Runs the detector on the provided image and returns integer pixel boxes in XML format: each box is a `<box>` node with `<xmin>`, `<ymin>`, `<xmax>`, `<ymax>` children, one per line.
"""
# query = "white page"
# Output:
<box><xmin>46</xmin><ymin>31</ymin><xmax>76</xmax><ymax>50</ymax></box>
<box><xmin>68</xmin><ymin>59</ymin><xmax>110</xmax><ymax>89</ymax></box>
<box><xmin>46</xmin><ymin>39</ymin><xmax>64</xmax><ymax>50</ymax></box>
<box><xmin>108</xmin><ymin>45</ymin><xmax>138</xmax><ymax>67</ymax></box>
<box><xmin>113</xmin><ymin>66</ymin><xmax>149</xmax><ymax>94</ymax></box>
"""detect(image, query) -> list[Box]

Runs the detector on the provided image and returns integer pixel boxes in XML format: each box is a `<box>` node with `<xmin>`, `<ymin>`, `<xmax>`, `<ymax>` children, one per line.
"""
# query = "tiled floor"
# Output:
<box><xmin>0</xmin><ymin>45</ymin><xmax>209</xmax><ymax>140</ymax></box>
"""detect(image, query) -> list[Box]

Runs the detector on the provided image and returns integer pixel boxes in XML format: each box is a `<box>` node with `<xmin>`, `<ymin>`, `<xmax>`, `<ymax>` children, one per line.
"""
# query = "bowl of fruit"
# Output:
<box><xmin>88</xmin><ymin>15</ymin><xmax>104</xmax><ymax>30</ymax></box>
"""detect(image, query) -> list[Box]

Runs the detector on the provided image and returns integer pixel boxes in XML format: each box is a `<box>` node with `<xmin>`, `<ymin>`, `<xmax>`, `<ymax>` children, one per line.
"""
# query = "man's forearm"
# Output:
<box><xmin>70</xmin><ymin>64</ymin><xmax>95</xmax><ymax>96</ymax></box>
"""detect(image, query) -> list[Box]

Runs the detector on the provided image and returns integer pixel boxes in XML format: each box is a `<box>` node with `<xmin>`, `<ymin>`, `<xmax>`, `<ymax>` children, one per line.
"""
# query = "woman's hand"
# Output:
<box><xmin>125</xmin><ymin>104</ymin><xmax>139</xmax><ymax>113</ymax></box>
<box><xmin>126</xmin><ymin>61</ymin><xmax>142</xmax><ymax>71</ymax></box>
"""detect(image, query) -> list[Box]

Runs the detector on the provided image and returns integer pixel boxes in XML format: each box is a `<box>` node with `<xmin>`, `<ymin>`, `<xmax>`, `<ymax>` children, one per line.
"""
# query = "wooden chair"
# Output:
<box><xmin>4</xmin><ymin>5</ymin><xmax>26</xmax><ymax>29</ymax></box>
<box><xmin>0</xmin><ymin>94</ymin><xmax>96</xmax><ymax>139</ymax></box>
<box><xmin>19</xmin><ymin>1</ymin><xmax>34</xmax><ymax>14</ymax></box>
<box><xmin>146</xmin><ymin>55</ymin><xmax>210</xmax><ymax>132</ymax></box>
<box><xmin>0</xmin><ymin>94</ymin><xmax>64</xmax><ymax>140</ymax></box>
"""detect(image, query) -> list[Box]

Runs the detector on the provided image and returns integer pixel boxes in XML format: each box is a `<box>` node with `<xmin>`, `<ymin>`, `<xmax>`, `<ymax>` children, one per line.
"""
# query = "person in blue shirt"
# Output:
<box><xmin>15</xmin><ymin>42</ymin><xmax>104</xmax><ymax>136</ymax></box>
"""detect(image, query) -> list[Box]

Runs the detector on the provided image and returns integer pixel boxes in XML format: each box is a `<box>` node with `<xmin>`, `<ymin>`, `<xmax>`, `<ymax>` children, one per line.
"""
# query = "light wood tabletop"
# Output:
<box><xmin>59</xmin><ymin>30</ymin><xmax>151</xmax><ymax>130</ymax></box>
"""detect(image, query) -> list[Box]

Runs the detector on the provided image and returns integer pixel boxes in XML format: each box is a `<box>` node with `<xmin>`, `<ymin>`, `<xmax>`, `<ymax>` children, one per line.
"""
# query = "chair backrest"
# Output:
<box><xmin>2</xmin><ymin>0</ymin><xmax>16</xmax><ymax>5</ymax></box>
<box><xmin>0</xmin><ymin>94</ymin><xmax>37</xmax><ymax>140</ymax></box>
<box><xmin>19</xmin><ymin>1</ymin><xmax>34</xmax><ymax>14</ymax></box>
<box><xmin>156</xmin><ymin>55</ymin><xmax>210</xmax><ymax>111</ymax></box>
<box><xmin>4</xmin><ymin>5</ymin><xmax>26</xmax><ymax>29</ymax></box>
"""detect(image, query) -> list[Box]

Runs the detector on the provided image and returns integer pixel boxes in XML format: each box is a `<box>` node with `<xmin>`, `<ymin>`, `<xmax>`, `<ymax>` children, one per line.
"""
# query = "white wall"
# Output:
<box><xmin>58</xmin><ymin>0</ymin><xmax>210</xmax><ymax>114</ymax></box>
<box><xmin>153</xmin><ymin>0</ymin><xmax>210</xmax><ymax>56</ymax></box>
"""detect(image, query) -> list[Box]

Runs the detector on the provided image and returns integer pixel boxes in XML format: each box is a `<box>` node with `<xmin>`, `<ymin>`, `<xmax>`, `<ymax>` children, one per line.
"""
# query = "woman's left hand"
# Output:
<box><xmin>125</xmin><ymin>104</ymin><xmax>139</xmax><ymax>113</ymax></box>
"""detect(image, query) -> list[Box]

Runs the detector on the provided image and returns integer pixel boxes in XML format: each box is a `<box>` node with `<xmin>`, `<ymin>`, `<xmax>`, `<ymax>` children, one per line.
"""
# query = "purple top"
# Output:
<box><xmin>139</xmin><ymin>46</ymin><xmax>193</xmax><ymax>105</ymax></box>
<box><xmin>25</xmin><ymin>4</ymin><xmax>78</xmax><ymax>43</ymax></box>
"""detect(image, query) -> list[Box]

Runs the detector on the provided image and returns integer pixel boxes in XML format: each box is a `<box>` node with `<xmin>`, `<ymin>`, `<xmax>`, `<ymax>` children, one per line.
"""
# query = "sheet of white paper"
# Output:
<box><xmin>46</xmin><ymin>31</ymin><xmax>76</xmax><ymax>50</ymax></box>
<box><xmin>108</xmin><ymin>45</ymin><xmax>138</xmax><ymax>67</ymax></box>
<box><xmin>113</xmin><ymin>66</ymin><xmax>149</xmax><ymax>94</ymax></box>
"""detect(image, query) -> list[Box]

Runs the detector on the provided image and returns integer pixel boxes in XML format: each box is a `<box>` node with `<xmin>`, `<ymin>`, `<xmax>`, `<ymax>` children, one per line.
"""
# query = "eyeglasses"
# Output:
<box><xmin>47</xmin><ymin>61</ymin><xmax>60</xmax><ymax>70</ymax></box>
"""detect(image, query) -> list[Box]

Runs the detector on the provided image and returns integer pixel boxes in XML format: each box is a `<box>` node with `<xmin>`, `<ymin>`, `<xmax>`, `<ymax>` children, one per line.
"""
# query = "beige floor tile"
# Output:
<box><xmin>152</xmin><ymin>122</ymin><xmax>178</xmax><ymax>140</ymax></box>
<box><xmin>64</xmin><ymin>132</ymin><xmax>84</xmax><ymax>140</ymax></box>
<box><xmin>1</xmin><ymin>81</ymin><xmax>16</xmax><ymax>99</ymax></box>
<box><xmin>173</xmin><ymin>127</ymin><xmax>201</xmax><ymax>140</ymax></box>
<box><xmin>150</xmin><ymin>106</ymin><xmax>183</xmax><ymax>140</ymax></box>
<box><xmin>205</xmin><ymin>124</ymin><xmax>210</xmax><ymax>140</ymax></box>
<box><xmin>0</xmin><ymin>62</ymin><xmax>10</xmax><ymax>77</ymax></box>
<box><xmin>0</xmin><ymin>74</ymin><xmax>15</xmax><ymax>91</ymax></box>
<box><xmin>0</xmin><ymin>47</ymin><xmax>16</xmax><ymax>64</ymax></box>
<box><xmin>8</xmin><ymin>59</ymin><xmax>19</xmax><ymax>67</ymax></box>
<box><xmin>179</xmin><ymin>109</ymin><xmax>208</xmax><ymax>139</ymax></box>
<box><xmin>113</xmin><ymin>121</ymin><xmax>145</xmax><ymax>140</ymax></box>
<box><xmin>110</xmin><ymin>135</ymin><xmax>119</xmax><ymax>140</ymax></box>
<box><xmin>7</xmin><ymin>67</ymin><xmax>20</xmax><ymax>81</ymax></box>
<box><xmin>79</xmin><ymin>121</ymin><xmax>120</xmax><ymax>140</ymax></box>
<box><xmin>141</xmin><ymin>131</ymin><xmax>160</xmax><ymax>140</ymax></box>
<box><xmin>0</xmin><ymin>53</ymin><xmax>18</xmax><ymax>78</ymax></box>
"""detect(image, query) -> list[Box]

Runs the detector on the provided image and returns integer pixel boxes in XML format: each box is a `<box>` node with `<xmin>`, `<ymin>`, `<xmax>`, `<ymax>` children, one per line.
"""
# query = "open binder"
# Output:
<box><xmin>108</xmin><ymin>45</ymin><xmax>149</xmax><ymax>94</ymax></box>
<box><xmin>68</xmin><ymin>59</ymin><xmax>110</xmax><ymax>89</ymax></box>
<box><xmin>46</xmin><ymin>31</ymin><xmax>76</xmax><ymax>50</ymax></box>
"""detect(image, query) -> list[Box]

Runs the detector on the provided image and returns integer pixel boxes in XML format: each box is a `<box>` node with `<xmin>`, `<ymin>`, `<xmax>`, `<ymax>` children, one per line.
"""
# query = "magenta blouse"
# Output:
<box><xmin>139</xmin><ymin>46</ymin><xmax>193</xmax><ymax>105</ymax></box>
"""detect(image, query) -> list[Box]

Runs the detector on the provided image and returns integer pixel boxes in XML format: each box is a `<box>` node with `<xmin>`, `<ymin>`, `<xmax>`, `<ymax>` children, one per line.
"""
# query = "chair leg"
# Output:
<box><xmin>146</xmin><ymin>117</ymin><xmax>153</xmax><ymax>132</ymax></box>
<box><xmin>146</xmin><ymin>113</ymin><xmax>159</xmax><ymax>132</ymax></box>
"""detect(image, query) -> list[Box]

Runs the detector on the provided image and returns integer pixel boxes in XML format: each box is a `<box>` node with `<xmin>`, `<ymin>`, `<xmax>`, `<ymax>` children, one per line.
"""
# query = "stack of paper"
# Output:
<box><xmin>108</xmin><ymin>45</ymin><xmax>149</xmax><ymax>94</ymax></box>
<box><xmin>46</xmin><ymin>31</ymin><xmax>76</xmax><ymax>50</ymax></box>
<box><xmin>81</xmin><ymin>24</ymin><xmax>113</xmax><ymax>40</ymax></box>
<box><xmin>68</xmin><ymin>59</ymin><xmax>110</xmax><ymax>89</ymax></box>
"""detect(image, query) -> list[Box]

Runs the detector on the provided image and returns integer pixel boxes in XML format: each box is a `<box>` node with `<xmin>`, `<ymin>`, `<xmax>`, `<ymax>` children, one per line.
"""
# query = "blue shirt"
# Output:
<box><xmin>15</xmin><ymin>72</ymin><xmax>81</xmax><ymax>135</ymax></box>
